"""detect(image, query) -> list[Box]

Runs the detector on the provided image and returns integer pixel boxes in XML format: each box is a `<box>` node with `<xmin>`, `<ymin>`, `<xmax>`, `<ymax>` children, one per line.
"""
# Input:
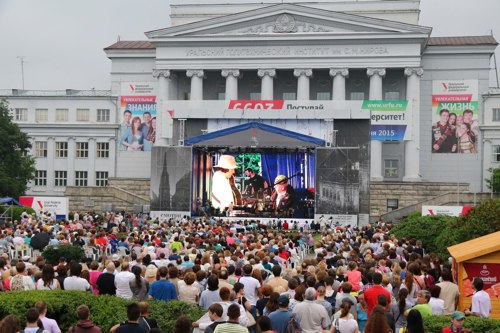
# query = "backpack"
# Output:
<box><xmin>325</xmin><ymin>290</ymin><xmax>338</xmax><ymax>309</ymax></box>
<box><xmin>19</xmin><ymin>329</ymin><xmax>43</xmax><ymax>333</ymax></box>
<box><xmin>424</xmin><ymin>274</ymin><xmax>435</xmax><ymax>290</ymax></box>
<box><xmin>285</xmin><ymin>313</ymin><xmax>301</xmax><ymax>333</ymax></box>
<box><xmin>10</xmin><ymin>275</ymin><xmax>24</xmax><ymax>291</ymax></box>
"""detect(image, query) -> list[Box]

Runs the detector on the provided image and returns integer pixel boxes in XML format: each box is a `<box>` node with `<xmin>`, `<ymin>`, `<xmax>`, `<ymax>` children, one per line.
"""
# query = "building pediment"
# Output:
<box><xmin>146</xmin><ymin>3</ymin><xmax>431</xmax><ymax>39</ymax></box>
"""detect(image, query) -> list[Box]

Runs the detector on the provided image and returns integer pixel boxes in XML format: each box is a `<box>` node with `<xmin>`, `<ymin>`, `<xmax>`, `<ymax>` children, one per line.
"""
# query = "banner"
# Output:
<box><xmin>422</xmin><ymin>205</ymin><xmax>473</xmax><ymax>217</ymax></box>
<box><xmin>19</xmin><ymin>196</ymin><xmax>68</xmax><ymax>219</ymax></box>
<box><xmin>362</xmin><ymin>100</ymin><xmax>411</xmax><ymax>141</ymax></box>
<box><xmin>118</xmin><ymin>82</ymin><xmax>157</xmax><ymax>152</ymax></box>
<box><xmin>431</xmin><ymin>80</ymin><xmax>478</xmax><ymax>154</ymax></box>
<box><xmin>462</xmin><ymin>263</ymin><xmax>500</xmax><ymax>298</ymax></box>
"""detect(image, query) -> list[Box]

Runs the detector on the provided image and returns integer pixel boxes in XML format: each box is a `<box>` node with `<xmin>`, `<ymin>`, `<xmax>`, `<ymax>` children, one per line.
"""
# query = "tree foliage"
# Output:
<box><xmin>0</xmin><ymin>100</ymin><xmax>36</xmax><ymax>198</ymax></box>
<box><xmin>486</xmin><ymin>167</ymin><xmax>500</xmax><ymax>193</ymax></box>
<box><xmin>392</xmin><ymin>199</ymin><xmax>500</xmax><ymax>259</ymax></box>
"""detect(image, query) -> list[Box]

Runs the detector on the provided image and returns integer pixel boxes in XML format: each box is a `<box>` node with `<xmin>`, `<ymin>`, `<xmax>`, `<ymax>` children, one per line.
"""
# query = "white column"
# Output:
<box><xmin>186</xmin><ymin>69</ymin><xmax>204</xmax><ymax>100</ymax></box>
<box><xmin>67</xmin><ymin>137</ymin><xmax>76</xmax><ymax>186</ymax></box>
<box><xmin>329</xmin><ymin>68</ymin><xmax>349</xmax><ymax>100</ymax></box>
<box><xmin>88</xmin><ymin>138</ymin><xmax>96</xmax><ymax>186</ymax></box>
<box><xmin>47</xmin><ymin>137</ymin><xmax>55</xmax><ymax>190</ymax></box>
<box><xmin>367</xmin><ymin>68</ymin><xmax>386</xmax><ymax>181</ymax></box>
<box><xmin>403</xmin><ymin>67</ymin><xmax>424</xmax><ymax>181</ymax></box>
<box><xmin>294</xmin><ymin>69</ymin><xmax>312</xmax><ymax>100</ymax></box>
<box><xmin>221</xmin><ymin>69</ymin><xmax>240</xmax><ymax>100</ymax></box>
<box><xmin>257</xmin><ymin>69</ymin><xmax>276</xmax><ymax>100</ymax></box>
<box><xmin>153</xmin><ymin>69</ymin><xmax>174</xmax><ymax>144</ymax></box>
<box><xmin>108</xmin><ymin>137</ymin><xmax>116</xmax><ymax>177</ymax></box>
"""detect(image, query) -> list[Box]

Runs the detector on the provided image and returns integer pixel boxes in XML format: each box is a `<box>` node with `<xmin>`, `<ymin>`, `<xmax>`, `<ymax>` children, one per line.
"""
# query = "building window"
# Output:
<box><xmin>96</xmin><ymin>142</ymin><xmax>109</xmax><ymax>158</ymax></box>
<box><xmin>492</xmin><ymin>145</ymin><xmax>500</xmax><ymax>162</ymax></box>
<box><xmin>77</xmin><ymin>109</ymin><xmax>90</xmax><ymax>121</ymax></box>
<box><xmin>75</xmin><ymin>171</ymin><xmax>88</xmax><ymax>187</ymax></box>
<box><xmin>35</xmin><ymin>141</ymin><xmax>47</xmax><ymax>158</ymax></box>
<box><xmin>14</xmin><ymin>108</ymin><xmax>28</xmax><ymax>121</ymax></box>
<box><xmin>96</xmin><ymin>109</ymin><xmax>110</xmax><ymax>122</ymax></box>
<box><xmin>95</xmin><ymin>171</ymin><xmax>108</xmax><ymax>187</ymax></box>
<box><xmin>493</xmin><ymin>108</ymin><xmax>500</xmax><ymax>122</ymax></box>
<box><xmin>34</xmin><ymin>170</ymin><xmax>47</xmax><ymax>186</ymax></box>
<box><xmin>54</xmin><ymin>171</ymin><xmax>67</xmax><ymax>187</ymax></box>
<box><xmin>316</xmin><ymin>92</ymin><xmax>331</xmax><ymax>100</ymax></box>
<box><xmin>387</xmin><ymin>199</ymin><xmax>399</xmax><ymax>211</ymax></box>
<box><xmin>249</xmin><ymin>92</ymin><xmax>261</xmax><ymax>100</ymax></box>
<box><xmin>35</xmin><ymin>109</ymin><xmax>48</xmax><ymax>122</ymax></box>
<box><xmin>385</xmin><ymin>91</ymin><xmax>400</xmax><ymax>100</ymax></box>
<box><xmin>55</xmin><ymin>108</ymin><xmax>68</xmax><ymax>122</ymax></box>
<box><xmin>350</xmin><ymin>92</ymin><xmax>365</xmax><ymax>100</ymax></box>
<box><xmin>384</xmin><ymin>159</ymin><xmax>399</xmax><ymax>178</ymax></box>
<box><xmin>55</xmin><ymin>142</ymin><xmax>68</xmax><ymax>158</ymax></box>
<box><xmin>217</xmin><ymin>92</ymin><xmax>226</xmax><ymax>100</ymax></box>
<box><xmin>76</xmin><ymin>142</ymin><xmax>89</xmax><ymax>158</ymax></box>
<box><xmin>283</xmin><ymin>92</ymin><xmax>296</xmax><ymax>100</ymax></box>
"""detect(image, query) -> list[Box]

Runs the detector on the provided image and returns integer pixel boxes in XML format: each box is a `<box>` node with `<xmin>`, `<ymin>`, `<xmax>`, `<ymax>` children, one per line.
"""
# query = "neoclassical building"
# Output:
<box><xmin>4</xmin><ymin>0</ymin><xmax>498</xmax><ymax>219</ymax></box>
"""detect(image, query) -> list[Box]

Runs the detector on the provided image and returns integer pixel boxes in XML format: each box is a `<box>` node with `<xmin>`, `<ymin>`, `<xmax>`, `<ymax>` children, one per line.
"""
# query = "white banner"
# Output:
<box><xmin>150</xmin><ymin>211</ymin><xmax>191</xmax><ymax>221</ymax></box>
<box><xmin>19</xmin><ymin>196</ymin><xmax>68</xmax><ymax>219</ymax></box>
<box><xmin>422</xmin><ymin>205</ymin><xmax>472</xmax><ymax>217</ymax></box>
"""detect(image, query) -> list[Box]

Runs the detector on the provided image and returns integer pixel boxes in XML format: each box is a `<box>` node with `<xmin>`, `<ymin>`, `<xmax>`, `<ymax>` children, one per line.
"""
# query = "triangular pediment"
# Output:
<box><xmin>146</xmin><ymin>3</ymin><xmax>431</xmax><ymax>39</ymax></box>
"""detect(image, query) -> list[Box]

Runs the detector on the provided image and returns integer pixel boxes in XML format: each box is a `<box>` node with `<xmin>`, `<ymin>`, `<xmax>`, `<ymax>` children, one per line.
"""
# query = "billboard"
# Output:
<box><xmin>362</xmin><ymin>100</ymin><xmax>411</xmax><ymax>141</ymax></box>
<box><xmin>118</xmin><ymin>82</ymin><xmax>157</xmax><ymax>152</ymax></box>
<box><xmin>422</xmin><ymin>205</ymin><xmax>473</xmax><ymax>217</ymax></box>
<box><xmin>18</xmin><ymin>196</ymin><xmax>68</xmax><ymax>220</ymax></box>
<box><xmin>431</xmin><ymin>80</ymin><xmax>479</xmax><ymax>154</ymax></box>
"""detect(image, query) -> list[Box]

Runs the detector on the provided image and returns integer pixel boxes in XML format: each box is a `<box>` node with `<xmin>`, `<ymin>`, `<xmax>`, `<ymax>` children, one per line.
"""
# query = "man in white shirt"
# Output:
<box><xmin>238</xmin><ymin>264</ymin><xmax>261</xmax><ymax>317</ymax></box>
<box><xmin>64</xmin><ymin>263</ymin><xmax>91</xmax><ymax>291</ymax></box>
<box><xmin>465</xmin><ymin>278</ymin><xmax>491</xmax><ymax>318</ymax></box>
<box><xmin>114</xmin><ymin>261</ymin><xmax>134</xmax><ymax>299</ymax></box>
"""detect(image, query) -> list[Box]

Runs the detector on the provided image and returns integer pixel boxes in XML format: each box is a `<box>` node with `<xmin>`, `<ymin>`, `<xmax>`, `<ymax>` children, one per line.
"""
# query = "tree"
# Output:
<box><xmin>0</xmin><ymin>99</ymin><xmax>36</xmax><ymax>198</ymax></box>
<box><xmin>485</xmin><ymin>167</ymin><xmax>500</xmax><ymax>193</ymax></box>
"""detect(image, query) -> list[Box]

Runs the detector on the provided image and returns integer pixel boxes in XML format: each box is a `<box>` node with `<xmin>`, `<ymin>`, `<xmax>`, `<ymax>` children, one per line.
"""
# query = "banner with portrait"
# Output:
<box><xmin>118</xmin><ymin>82</ymin><xmax>157</xmax><ymax>152</ymax></box>
<box><xmin>431</xmin><ymin>80</ymin><xmax>478</xmax><ymax>154</ymax></box>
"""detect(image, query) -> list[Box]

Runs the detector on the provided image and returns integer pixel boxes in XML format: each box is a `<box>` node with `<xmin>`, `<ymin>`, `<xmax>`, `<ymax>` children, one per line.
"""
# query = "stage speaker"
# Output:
<box><xmin>325</xmin><ymin>142</ymin><xmax>332</xmax><ymax>147</ymax></box>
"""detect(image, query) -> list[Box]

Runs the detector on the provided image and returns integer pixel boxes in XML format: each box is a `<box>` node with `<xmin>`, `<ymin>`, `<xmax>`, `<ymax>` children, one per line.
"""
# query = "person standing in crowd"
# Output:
<box><xmin>239</xmin><ymin>265</ymin><xmax>261</xmax><ymax>317</ymax></box>
<box><xmin>36</xmin><ymin>264</ymin><xmax>60</xmax><ymax>290</ymax></box>
<box><xmin>406</xmin><ymin>290</ymin><xmax>432</xmax><ymax>318</ymax></box>
<box><xmin>111</xmin><ymin>303</ymin><xmax>147</xmax><ymax>333</ymax></box>
<box><xmin>364</xmin><ymin>305</ymin><xmax>392</xmax><ymax>333</ymax></box>
<box><xmin>268</xmin><ymin>295</ymin><xmax>291</xmax><ymax>333</ymax></box>
<box><xmin>401</xmin><ymin>309</ymin><xmax>425</xmax><ymax>333</ymax></box>
<box><xmin>213</xmin><ymin>304</ymin><xmax>248</xmax><ymax>333</ymax></box>
<box><xmin>69</xmin><ymin>305</ymin><xmax>102</xmax><ymax>333</ymax></box>
<box><xmin>441</xmin><ymin>311</ymin><xmax>465</xmax><ymax>333</ymax></box>
<box><xmin>64</xmin><ymin>263</ymin><xmax>91</xmax><ymax>291</ymax></box>
<box><xmin>10</xmin><ymin>261</ymin><xmax>35</xmax><ymax>291</ymax></box>
<box><xmin>96</xmin><ymin>262</ymin><xmax>116</xmax><ymax>296</ymax></box>
<box><xmin>436</xmin><ymin>269</ymin><xmax>460</xmax><ymax>315</ymax></box>
<box><xmin>129</xmin><ymin>265</ymin><xmax>149</xmax><ymax>301</ymax></box>
<box><xmin>22</xmin><ymin>308</ymin><xmax>49</xmax><ymax>333</ymax></box>
<box><xmin>0</xmin><ymin>314</ymin><xmax>20</xmax><ymax>333</ymax></box>
<box><xmin>329</xmin><ymin>300</ymin><xmax>359</xmax><ymax>333</ymax></box>
<box><xmin>35</xmin><ymin>301</ymin><xmax>61</xmax><ymax>333</ymax></box>
<box><xmin>199</xmin><ymin>275</ymin><xmax>222</xmax><ymax>310</ymax></box>
<box><xmin>465</xmin><ymin>277</ymin><xmax>491</xmax><ymax>318</ymax></box>
<box><xmin>364</xmin><ymin>272</ymin><xmax>391</xmax><ymax>316</ymax></box>
<box><xmin>114</xmin><ymin>262</ymin><xmax>134</xmax><ymax>299</ymax></box>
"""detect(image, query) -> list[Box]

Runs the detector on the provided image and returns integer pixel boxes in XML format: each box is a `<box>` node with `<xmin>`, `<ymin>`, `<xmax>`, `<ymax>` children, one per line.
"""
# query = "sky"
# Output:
<box><xmin>0</xmin><ymin>0</ymin><xmax>499</xmax><ymax>90</ymax></box>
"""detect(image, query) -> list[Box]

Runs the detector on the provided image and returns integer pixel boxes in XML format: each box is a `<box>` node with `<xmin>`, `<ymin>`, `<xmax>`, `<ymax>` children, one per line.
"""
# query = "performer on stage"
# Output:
<box><xmin>211</xmin><ymin>155</ymin><xmax>239</xmax><ymax>213</ymax></box>
<box><xmin>244</xmin><ymin>168</ymin><xmax>269</xmax><ymax>197</ymax></box>
<box><xmin>269</xmin><ymin>175</ymin><xmax>295</xmax><ymax>216</ymax></box>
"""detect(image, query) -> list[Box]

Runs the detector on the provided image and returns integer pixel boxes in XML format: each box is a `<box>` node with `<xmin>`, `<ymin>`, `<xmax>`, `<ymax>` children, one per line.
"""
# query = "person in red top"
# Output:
<box><xmin>364</xmin><ymin>272</ymin><xmax>391</xmax><ymax>316</ymax></box>
<box><xmin>441</xmin><ymin>311</ymin><xmax>465</xmax><ymax>333</ymax></box>
<box><xmin>283</xmin><ymin>220</ymin><xmax>289</xmax><ymax>230</ymax></box>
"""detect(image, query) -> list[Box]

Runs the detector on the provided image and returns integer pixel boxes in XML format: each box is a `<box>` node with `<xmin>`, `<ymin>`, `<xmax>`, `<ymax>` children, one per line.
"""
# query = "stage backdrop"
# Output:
<box><xmin>315</xmin><ymin>120</ymin><xmax>370</xmax><ymax>226</ymax></box>
<box><xmin>150</xmin><ymin>146</ymin><xmax>192</xmax><ymax>220</ymax></box>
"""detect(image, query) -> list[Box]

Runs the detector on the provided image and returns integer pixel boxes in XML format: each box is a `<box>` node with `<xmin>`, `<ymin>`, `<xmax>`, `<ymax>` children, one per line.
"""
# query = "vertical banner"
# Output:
<box><xmin>118</xmin><ymin>82</ymin><xmax>157</xmax><ymax>152</ymax></box>
<box><xmin>462</xmin><ymin>263</ymin><xmax>500</xmax><ymax>298</ymax></box>
<box><xmin>431</xmin><ymin>80</ymin><xmax>478</xmax><ymax>154</ymax></box>
<box><xmin>363</xmin><ymin>100</ymin><xmax>411</xmax><ymax>141</ymax></box>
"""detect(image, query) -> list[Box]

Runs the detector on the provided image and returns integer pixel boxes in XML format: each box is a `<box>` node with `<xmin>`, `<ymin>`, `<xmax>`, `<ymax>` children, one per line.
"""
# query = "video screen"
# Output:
<box><xmin>192</xmin><ymin>150</ymin><xmax>315</xmax><ymax>219</ymax></box>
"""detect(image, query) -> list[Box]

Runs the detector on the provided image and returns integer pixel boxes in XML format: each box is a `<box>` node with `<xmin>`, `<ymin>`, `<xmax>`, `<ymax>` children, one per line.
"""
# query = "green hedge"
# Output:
<box><xmin>0</xmin><ymin>290</ymin><xmax>206</xmax><ymax>333</ymax></box>
<box><xmin>424</xmin><ymin>315</ymin><xmax>500</xmax><ymax>333</ymax></box>
<box><xmin>42</xmin><ymin>245</ymin><xmax>86</xmax><ymax>265</ymax></box>
<box><xmin>0</xmin><ymin>206</ymin><xmax>36</xmax><ymax>222</ymax></box>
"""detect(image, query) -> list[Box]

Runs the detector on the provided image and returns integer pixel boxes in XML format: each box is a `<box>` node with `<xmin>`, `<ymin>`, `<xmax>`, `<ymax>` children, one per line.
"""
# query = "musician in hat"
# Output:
<box><xmin>269</xmin><ymin>174</ymin><xmax>295</xmax><ymax>216</ymax></box>
<box><xmin>211</xmin><ymin>155</ymin><xmax>240</xmax><ymax>213</ymax></box>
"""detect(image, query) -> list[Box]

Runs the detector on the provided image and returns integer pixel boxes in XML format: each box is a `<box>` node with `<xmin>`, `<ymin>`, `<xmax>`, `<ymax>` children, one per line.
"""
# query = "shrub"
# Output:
<box><xmin>1</xmin><ymin>205</ymin><xmax>36</xmax><ymax>222</ymax></box>
<box><xmin>424</xmin><ymin>315</ymin><xmax>500</xmax><ymax>333</ymax></box>
<box><xmin>41</xmin><ymin>245</ymin><xmax>86</xmax><ymax>265</ymax></box>
<box><xmin>455</xmin><ymin>199</ymin><xmax>500</xmax><ymax>243</ymax></box>
<box><xmin>0</xmin><ymin>291</ymin><xmax>206</xmax><ymax>333</ymax></box>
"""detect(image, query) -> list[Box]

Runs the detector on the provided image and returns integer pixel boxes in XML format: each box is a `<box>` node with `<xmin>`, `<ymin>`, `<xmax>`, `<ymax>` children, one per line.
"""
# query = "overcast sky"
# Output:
<box><xmin>0</xmin><ymin>0</ymin><xmax>499</xmax><ymax>90</ymax></box>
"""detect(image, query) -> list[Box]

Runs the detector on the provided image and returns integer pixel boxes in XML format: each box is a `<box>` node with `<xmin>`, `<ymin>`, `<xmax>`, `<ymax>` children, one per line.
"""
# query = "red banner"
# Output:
<box><xmin>462</xmin><ymin>263</ymin><xmax>500</xmax><ymax>298</ymax></box>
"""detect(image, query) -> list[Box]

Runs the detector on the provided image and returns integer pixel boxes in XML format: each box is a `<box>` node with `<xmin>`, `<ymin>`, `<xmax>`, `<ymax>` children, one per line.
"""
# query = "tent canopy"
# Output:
<box><xmin>185</xmin><ymin>122</ymin><xmax>325</xmax><ymax>148</ymax></box>
<box><xmin>0</xmin><ymin>197</ymin><xmax>22</xmax><ymax>206</ymax></box>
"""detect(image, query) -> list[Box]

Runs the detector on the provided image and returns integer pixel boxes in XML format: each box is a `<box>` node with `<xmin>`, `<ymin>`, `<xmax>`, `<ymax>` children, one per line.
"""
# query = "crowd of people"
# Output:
<box><xmin>0</xmin><ymin>211</ymin><xmax>493</xmax><ymax>333</ymax></box>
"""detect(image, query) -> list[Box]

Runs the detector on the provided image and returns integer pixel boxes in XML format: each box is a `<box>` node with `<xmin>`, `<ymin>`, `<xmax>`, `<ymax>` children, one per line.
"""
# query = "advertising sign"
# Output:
<box><xmin>422</xmin><ymin>205</ymin><xmax>473</xmax><ymax>217</ymax></box>
<box><xmin>119</xmin><ymin>82</ymin><xmax>157</xmax><ymax>152</ymax></box>
<box><xmin>18</xmin><ymin>196</ymin><xmax>68</xmax><ymax>219</ymax></box>
<box><xmin>431</xmin><ymin>80</ymin><xmax>479</xmax><ymax>154</ymax></box>
<box><xmin>362</xmin><ymin>100</ymin><xmax>411</xmax><ymax>141</ymax></box>
<box><xmin>462</xmin><ymin>263</ymin><xmax>500</xmax><ymax>298</ymax></box>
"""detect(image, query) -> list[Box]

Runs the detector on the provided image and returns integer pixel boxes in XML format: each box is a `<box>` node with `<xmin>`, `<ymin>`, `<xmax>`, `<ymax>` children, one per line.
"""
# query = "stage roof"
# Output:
<box><xmin>185</xmin><ymin>122</ymin><xmax>325</xmax><ymax>148</ymax></box>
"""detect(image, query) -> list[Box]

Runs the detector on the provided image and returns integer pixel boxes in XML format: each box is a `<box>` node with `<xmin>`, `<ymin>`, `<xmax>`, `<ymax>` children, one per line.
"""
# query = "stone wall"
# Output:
<box><xmin>370</xmin><ymin>181</ymin><xmax>470</xmax><ymax>218</ymax></box>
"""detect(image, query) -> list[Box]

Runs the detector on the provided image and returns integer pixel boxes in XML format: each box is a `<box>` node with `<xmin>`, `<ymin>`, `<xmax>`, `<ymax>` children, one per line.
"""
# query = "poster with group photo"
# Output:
<box><xmin>431</xmin><ymin>80</ymin><xmax>478</xmax><ymax>154</ymax></box>
<box><xmin>118</xmin><ymin>82</ymin><xmax>157</xmax><ymax>152</ymax></box>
